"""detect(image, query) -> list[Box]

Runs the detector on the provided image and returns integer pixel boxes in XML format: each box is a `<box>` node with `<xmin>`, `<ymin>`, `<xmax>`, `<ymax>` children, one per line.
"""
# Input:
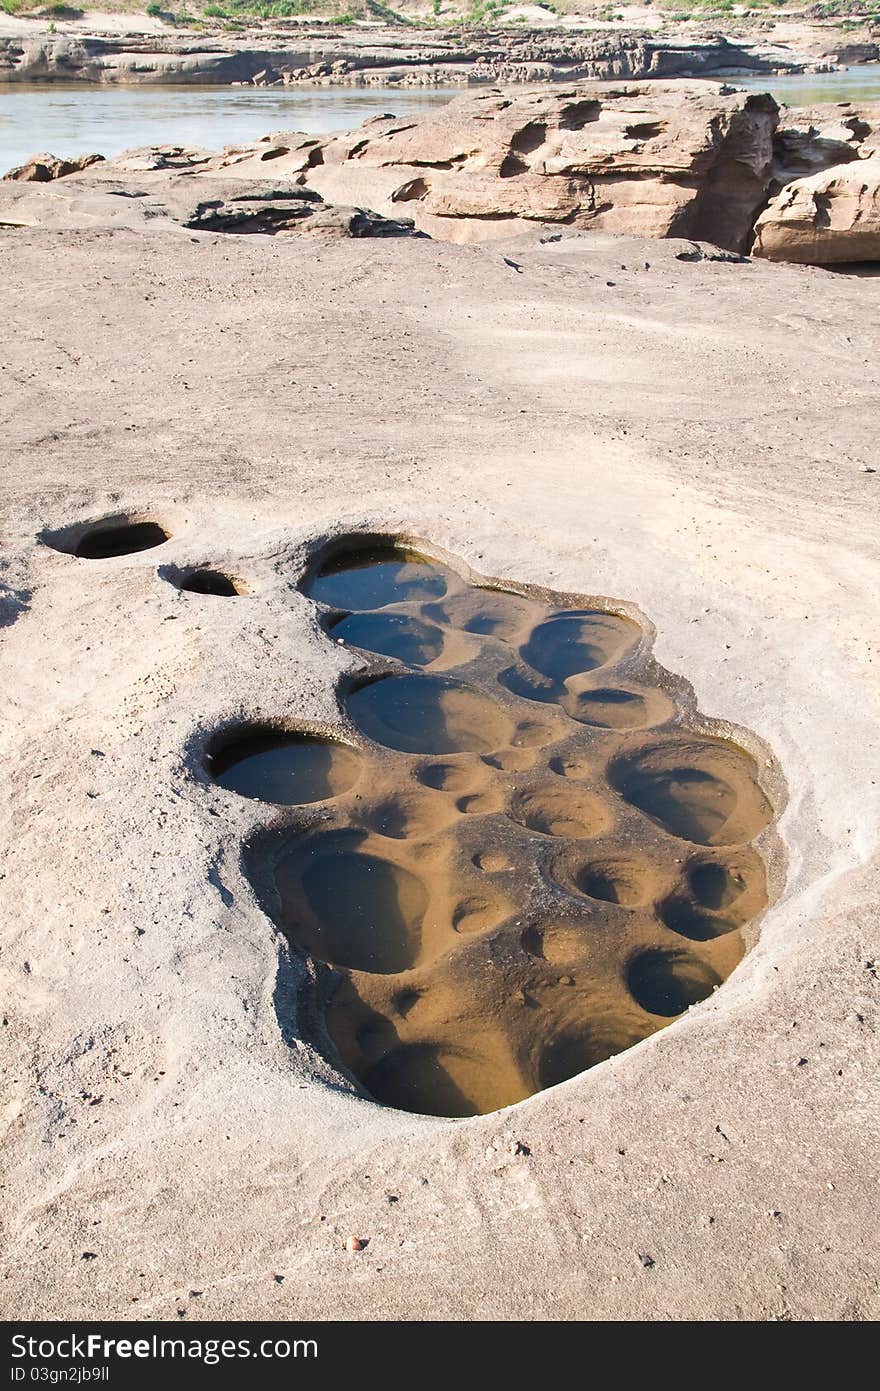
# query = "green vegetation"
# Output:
<box><xmin>452</xmin><ymin>0</ymin><xmax>503</xmax><ymax>24</ymax></box>
<box><xmin>810</xmin><ymin>0</ymin><xmax>871</xmax><ymax>12</ymax></box>
<box><xmin>365</xmin><ymin>0</ymin><xmax>412</xmax><ymax>22</ymax></box>
<box><xmin>151</xmin><ymin>0</ymin><xmax>357</xmax><ymax>19</ymax></box>
<box><xmin>3</xmin><ymin>0</ymin><xmax>872</xmax><ymax>32</ymax></box>
<box><xmin>660</xmin><ymin>0</ymin><xmax>739</xmax><ymax>15</ymax></box>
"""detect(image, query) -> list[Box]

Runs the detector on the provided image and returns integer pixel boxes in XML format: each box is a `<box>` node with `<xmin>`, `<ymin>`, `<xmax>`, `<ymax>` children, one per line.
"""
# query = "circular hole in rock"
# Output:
<box><xmin>689</xmin><ymin>860</ymin><xmax>747</xmax><ymax>909</ymax></box>
<box><xmin>573</xmin><ymin>857</ymin><xmax>652</xmax><ymax>908</ymax></box>
<box><xmin>512</xmin><ymin>719</ymin><xmax>559</xmax><ymax>749</ymax></box>
<box><xmin>430</xmin><ymin>587</ymin><xmax>535</xmax><ymax>641</ymax></box>
<box><xmin>520</xmin><ymin>610</ymin><xmax>639</xmax><ymax>685</ymax></box>
<box><xmin>363</xmin><ymin>1042</ymin><xmax>523</xmax><ymax>1118</ymax></box>
<box><xmin>564</xmin><ymin>685</ymin><xmax>671</xmax><ymax>731</ymax></box>
<box><xmin>510</xmin><ymin>784</ymin><xmax>610</xmax><ymax>839</ymax></box>
<box><xmin>304</xmin><ymin>544</ymin><xmax>448</xmax><ymax>611</ymax></box>
<box><xmin>608</xmin><ymin>739</ymin><xmax>773</xmax><ymax>846</ymax></box>
<box><xmin>538</xmin><ymin>1016</ymin><xmax>654</xmax><ymax>1089</ymax></box>
<box><xmin>549</xmin><ymin>752</ymin><xmax>594</xmax><ymax>780</ymax></box>
<box><xmin>208</xmin><ymin>729</ymin><xmax>361</xmax><ymax>805</ymax></box>
<box><xmin>416</xmin><ymin>761</ymin><xmax>479</xmax><ymax>793</ymax></box>
<box><xmin>328</xmin><ymin>611</ymin><xmax>444</xmax><ymax>667</ymax></box>
<box><xmin>474</xmin><ymin>850</ymin><xmax>513</xmax><ymax>872</ymax></box>
<box><xmin>453</xmin><ymin>894</ymin><xmax>510</xmax><ymax>934</ymax></box>
<box><xmin>499</xmin><ymin>665</ymin><xmax>561</xmax><ymax>705</ymax></box>
<box><xmin>75</xmin><ymin>520</ymin><xmax>169</xmax><ymax>559</ymax></box>
<box><xmin>359</xmin><ymin>791</ymin><xmax>448</xmax><ymax>840</ymax></box>
<box><xmin>180</xmin><ymin>569</ymin><xmax>243</xmax><ymax>597</ymax></box>
<box><xmin>348</xmin><ymin>674</ymin><xmax>514</xmax><ymax>756</ymax></box>
<box><xmin>483</xmin><ymin>747</ymin><xmax>536</xmax><ymax>773</ymax></box>
<box><xmin>457</xmin><ymin>790</ymin><xmax>504</xmax><ymax>815</ymax></box>
<box><xmin>276</xmin><ymin>836</ymin><xmax>426</xmax><ymax>974</ymax></box>
<box><xmin>657</xmin><ymin>894</ymin><xmax>740</xmax><ymax>942</ymax></box>
<box><xmin>626</xmin><ymin>948</ymin><xmax>721</xmax><ymax>1017</ymax></box>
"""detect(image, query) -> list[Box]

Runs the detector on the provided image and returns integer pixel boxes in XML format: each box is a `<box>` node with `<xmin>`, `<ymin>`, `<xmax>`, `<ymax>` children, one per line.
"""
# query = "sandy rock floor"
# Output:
<box><xmin>0</xmin><ymin>221</ymin><xmax>878</xmax><ymax>1320</ymax></box>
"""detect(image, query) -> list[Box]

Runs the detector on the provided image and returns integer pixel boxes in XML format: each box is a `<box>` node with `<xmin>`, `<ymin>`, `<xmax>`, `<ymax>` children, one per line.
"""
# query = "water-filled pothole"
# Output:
<box><xmin>306</xmin><ymin>544</ymin><xmax>448</xmax><ymax>611</ymax></box>
<box><xmin>208</xmin><ymin>728</ymin><xmax>362</xmax><ymax>805</ymax></box>
<box><xmin>626</xmin><ymin>948</ymin><xmax>722</xmax><ymax>1017</ymax></box>
<box><xmin>230</xmin><ymin>538</ymin><xmax>781</xmax><ymax>1118</ymax></box>
<box><xmin>274</xmin><ymin>830</ymin><xmax>427</xmax><ymax>974</ymax></box>
<box><xmin>347</xmin><ymin>672</ymin><xmax>515</xmax><ymax>755</ymax></box>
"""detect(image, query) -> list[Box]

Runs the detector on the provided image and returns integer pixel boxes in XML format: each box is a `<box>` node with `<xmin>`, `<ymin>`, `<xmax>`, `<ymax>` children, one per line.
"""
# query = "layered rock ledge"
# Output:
<box><xmin>0</xmin><ymin>28</ymin><xmax>812</xmax><ymax>88</ymax></box>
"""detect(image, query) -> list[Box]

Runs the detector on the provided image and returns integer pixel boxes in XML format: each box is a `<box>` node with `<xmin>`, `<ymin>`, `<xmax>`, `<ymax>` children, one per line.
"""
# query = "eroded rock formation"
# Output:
<box><xmin>0</xmin><ymin>29</ymin><xmax>805</xmax><ymax>88</ymax></box>
<box><xmin>0</xmin><ymin>173</ymin><xmax>417</xmax><ymax>239</ymax></box>
<box><xmin>319</xmin><ymin>84</ymin><xmax>779</xmax><ymax>250</ymax></box>
<box><xmin>4</xmin><ymin>82</ymin><xmax>880</xmax><ymax>261</ymax></box>
<box><xmin>3</xmin><ymin>151</ymin><xmax>105</xmax><ymax>182</ymax></box>
<box><xmin>183</xmin><ymin>183</ymin><xmax>416</xmax><ymax>236</ymax></box>
<box><xmin>752</xmin><ymin>156</ymin><xmax>880</xmax><ymax>263</ymax></box>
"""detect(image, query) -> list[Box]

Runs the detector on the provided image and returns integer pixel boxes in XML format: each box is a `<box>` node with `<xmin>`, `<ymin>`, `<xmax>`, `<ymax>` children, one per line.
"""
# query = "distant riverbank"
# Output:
<box><xmin>0</xmin><ymin>24</ymin><xmax>859</xmax><ymax>91</ymax></box>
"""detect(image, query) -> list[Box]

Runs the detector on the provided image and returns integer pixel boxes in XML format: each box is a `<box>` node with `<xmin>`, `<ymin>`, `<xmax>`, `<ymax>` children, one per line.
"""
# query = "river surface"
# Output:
<box><xmin>0</xmin><ymin>83</ymin><xmax>459</xmax><ymax>171</ymax></box>
<box><xmin>1</xmin><ymin>66</ymin><xmax>879</xmax><ymax>172</ymax></box>
<box><xmin>737</xmin><ymin>65</ymin><xmax>880</xmax><ymax>106</ymax></box>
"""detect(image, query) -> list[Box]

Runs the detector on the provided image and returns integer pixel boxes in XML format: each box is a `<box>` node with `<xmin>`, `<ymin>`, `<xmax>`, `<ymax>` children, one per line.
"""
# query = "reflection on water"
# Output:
<box><xmin>0</xmin><ymin>82</ymin><xmax>458</xmax><ymax>172</ymax></box>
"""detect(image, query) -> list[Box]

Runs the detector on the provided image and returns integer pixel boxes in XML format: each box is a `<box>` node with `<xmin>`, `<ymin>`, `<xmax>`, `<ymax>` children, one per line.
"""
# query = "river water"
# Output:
<box><xmin>1</xmin><ymin>66</ymin><xmax>879</xmax><ymax>173</ymax></box>
<box><xmin>0</xmin><ymin>83</ymin><xmax>460</xmax><ymax>172</ymax></box>
<box><xmin>737</xmin><ymin>65</ymin><xmax>880</xmax><ymax>106</ymax></box>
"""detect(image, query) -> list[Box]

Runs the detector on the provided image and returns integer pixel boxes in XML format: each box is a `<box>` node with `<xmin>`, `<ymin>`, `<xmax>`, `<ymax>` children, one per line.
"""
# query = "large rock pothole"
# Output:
<box><xmin>202</xmin><ymin>537</ymin><xmax>783</xmax><ymax>1118</ymax></box>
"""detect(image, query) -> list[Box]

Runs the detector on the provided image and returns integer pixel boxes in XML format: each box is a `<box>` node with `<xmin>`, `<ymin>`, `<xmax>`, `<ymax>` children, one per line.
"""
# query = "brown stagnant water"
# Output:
<box><xmin>210</xmin><ymin>543</ymin><xmax>778</xmax><ymax>1119</ymax></box>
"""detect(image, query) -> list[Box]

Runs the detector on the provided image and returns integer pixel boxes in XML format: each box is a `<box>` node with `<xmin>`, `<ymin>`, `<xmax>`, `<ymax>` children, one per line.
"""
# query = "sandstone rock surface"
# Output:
<box><xmin>0</xmin><ymin>172</ymin><xmax>417</xmax><ymax>239</ymax></box>
<box><xmin>3</xmin><ymin>150</ymin><xmax>104</xmax><ymax>182</ymax></box>
<box><xmin>158</xmin><ymin>85</ymin><xmax>877</xmax><ymax>255</ymax></box>
<box><xmin>182</xmin><ymin>182</ymin><xmax>416</xmax><ymax>237</ymax></box>
<box><xmin>753</xmin><ymin>155</ymin><xmax>880</xmax><ymax>262</ymax></box>
<box><xmin>0</xmin><ymin>29</ymin><xmax>803</xmax><ymax>87</ymax></box>
<box><xmin>265</xmin><ymin>83</ymin><xmax>782</xmax><ymax>251</ymax></box>
<box><xmin>0</xmin><ymin>205</ymin><xmax>877</xmax><ymax>1323</ymax></box>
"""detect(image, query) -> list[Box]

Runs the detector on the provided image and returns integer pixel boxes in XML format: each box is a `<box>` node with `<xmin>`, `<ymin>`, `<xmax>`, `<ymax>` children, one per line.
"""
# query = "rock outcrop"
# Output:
<box><xmin>0</xmin><ymin>29</ymin><xmax>804</xmax><ymax>88</ymax></box>
<box><xmin>182</xmin><ymin>183</ymin><xmax>416</xmax><ymax>237</ymax></box>
<box><xmin>771</xmin><ymin>105</ymin><xmax>880</xmax><ymax>184</ymax></box>
<box><xmin>294</xmin><ymin>83</ymin><xmax>782</xmax><ymax>251</ymax></box>
<box><xmin>752</xmin><ymin>157</ymin><xmax>880</xmax><ymax>263</ymax></box>
<box><xmin>0</xmin><ymin>172</ymin><xmax>418</xmax><ymax>239</ymax></box>
<box><xmin>3</xmin><ymin>151</ymin><xmax>104</xmax><ymax>182</ymax></box>
<box><xmin>5</xmin><ymin>81</ymin><xmax>880</xmax><ymax>262</ymax></box>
